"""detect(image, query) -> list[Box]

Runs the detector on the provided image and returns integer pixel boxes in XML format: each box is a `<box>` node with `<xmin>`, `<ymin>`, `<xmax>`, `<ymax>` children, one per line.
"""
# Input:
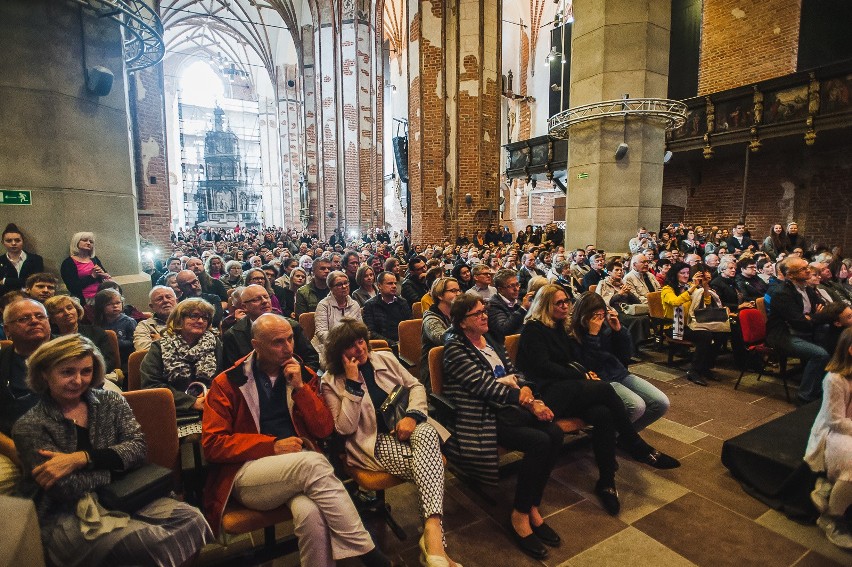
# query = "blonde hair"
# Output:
<box><xmin>27</xmin><ymin>334</ymin><xmax>106</xmax><ymax>395</ymax></box>
<box><xmin>165</xmin><ymin>297</ymin><xmax>215</xmax><ymax>335</ymax></box>
<box><xmin>526</xmin><ymin>275</ymin><xmax>549</xmax><ymax>298</ymax></box>
<box><xmin>525</xmin><ymin>284</ymin><xmax>570</xmax><ymax>331</ymax></box>
<box><xmin>44</xmin><ymin>295</ymin><xmax>84</xmax><ymax>321</ymax></box>
<box><xmin>70</xmin><ymin>231</ymin><xmax>96</xmax><ymax>257</ymax></box>
<box><xmin>430</xmin><ymin>277</ymin><xmax>459</xmax><ymax>302</ymax></box>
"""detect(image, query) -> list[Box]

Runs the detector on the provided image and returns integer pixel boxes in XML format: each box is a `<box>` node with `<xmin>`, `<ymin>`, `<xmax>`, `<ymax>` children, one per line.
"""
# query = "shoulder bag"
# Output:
<box><xmin>98</xmin><ymin>463</ymin><xmax>174</xmax><ymax>514</ymax></box>
<box><xmin>378</xmin><ymin>384</ymin><xmax>410</xmax><ymax>431</ymax></box>
<box><xmin>688</xmin><ymin>290</ymin><xmax>731</xmax><ymax>333</ymax></box>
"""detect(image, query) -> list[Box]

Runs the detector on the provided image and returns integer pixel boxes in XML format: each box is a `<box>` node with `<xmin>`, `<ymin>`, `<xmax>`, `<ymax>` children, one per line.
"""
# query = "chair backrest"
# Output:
<box><xmin>298</xmin><ymin>312</ymin><xmax>315</xmax><ymax>341</ymax></box>
<box><xmin>127</xmin><ymin>349</ymin><xmax>148</xmax><ymax>392</ymax></box>
<box><xmin>411</xmin><ymin>301</ymin><xmax>423</xmax><ymax>319</ymax></box>
<box><xmin>428</xmin><ymin>346</ymin><xmax>445</xmax><ymax>394</ymax></box>
<box><xmin>123</xmin><ymin>388</ymin><xmax>180</xmax><ymax>476</ymax></box>
<box><xmin>755</xmin><ymin>297</ymin><xmax>767</xmax><ymax>321</ymax></box>
<box><xmin>738</xmin><ymin>308</ymin><xmax>767</xmax><ymax>344</ymax></box>
<box><xmin>589</xmin><ymin>284</ymin><xmax>597</xmax><ymax>294</ymax></box>
<box><xmin>369</xmin><ymin>339</ymin><xmax>390</xmax><ymax>351</ymax></box>
<box><xmin>0</xmin><ymin>340</ymin><xmax>12</xmax><ymax>351</ymax></box>
<box><xmin>103</xmin><ymin>330</ymin><xmax>121</xmax><ymax>370</ymax></box>
<box><xmin>646</xmin><ymin>291</ymin><xmax>666</xmax><ymax>320</ymax></box>
<box><xmin>504</xmin><ymin>334</ymin><xmax>520</xmax><ymax>364</ymax></box>
<box><xmin>397</xmin><ymin>319</ymin><xmax>423</xmax><ymax>366</ymax></box>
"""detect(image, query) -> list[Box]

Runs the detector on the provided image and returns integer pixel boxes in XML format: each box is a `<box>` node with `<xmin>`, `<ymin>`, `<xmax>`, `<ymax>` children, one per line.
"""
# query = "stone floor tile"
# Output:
<box><xmin>756</xmin><ymin>508</ymin><xmax>852</xmax><ymax>566</ymax></box>
<box><xmin>646</xmin><ymin>417</ymin><xmax>709</xmax><ymax>444</ymax></box>
<box><xmin>557</xmin><ymin>526</ymin><xmax>698</xmax><ymax>567</ymax></box>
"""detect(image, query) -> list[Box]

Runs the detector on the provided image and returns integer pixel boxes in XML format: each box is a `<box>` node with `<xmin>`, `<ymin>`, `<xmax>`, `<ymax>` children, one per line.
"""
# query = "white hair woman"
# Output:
<box><xmin>60</xmin><ymin>232</ymin><xmax>110</xmax><ymax>303</ymax></box>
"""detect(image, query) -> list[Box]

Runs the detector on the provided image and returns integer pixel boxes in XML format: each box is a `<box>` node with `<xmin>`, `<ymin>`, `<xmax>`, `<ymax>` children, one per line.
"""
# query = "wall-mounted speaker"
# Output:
<box><xmin>615</xmin><ymin>142</ymin><xmax>629</xmax><ymax>160</ymax></box>
<box><xmin>663</xmin><ymin>150</ymin><xmax>673</xmax><ymax>164</ymax></box>
<box><xmin>87</xmin><ymin>66</ymin><xmax>113</xmax><ymax>96</ymax></box>
<box><xmin>392</xmin><ymin>136</ymin><xmax>409</xmax><ymax>183</ymax></box>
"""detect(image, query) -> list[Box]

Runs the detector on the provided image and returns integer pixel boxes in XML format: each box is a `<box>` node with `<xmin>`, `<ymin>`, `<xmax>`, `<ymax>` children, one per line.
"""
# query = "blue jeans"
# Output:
<box><xmin>786</xmin><ymin>336</ymin><xmax>830</xmax><ymax>402</ymax></box>
<box><xmin>610</xmin><ymin>374</ymin><xmax>670</xmax><ymax>431</ymax></box>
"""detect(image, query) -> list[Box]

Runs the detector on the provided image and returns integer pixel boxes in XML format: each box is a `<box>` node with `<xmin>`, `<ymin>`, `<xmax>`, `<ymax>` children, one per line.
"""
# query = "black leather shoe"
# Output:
<box><xmin>510</xmin><ymin>529</ymin><xmax>548</xmax><ymax>559</ymax></box>
<box><xmin>595</xmin><ymin>485</ymin><xmax>620</xmax><ymax>515</ymax></box>
<box><xmin>702</xmin><ymin>369</ymin><xmax>721</xmax><ymax>381</ymax></box>
<box><xmin>686</xmin><ymin>371</ymin><xmax>708</xmax><ymax>386</ymax></box>
<box><xmin>531</xmin><ymin>522</ymin><xmax>561</xmax><ymax>547</ymax></box>
<box><xmin>638</xmin><ymin>449</ymin><xmax>680</xmax><ymax>469</ymax></box>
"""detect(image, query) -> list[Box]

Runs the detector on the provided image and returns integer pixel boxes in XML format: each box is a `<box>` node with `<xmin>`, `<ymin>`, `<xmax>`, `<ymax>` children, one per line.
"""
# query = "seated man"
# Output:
<box><xmin>133</xmin><ymin>285</ymin><xmax>177</xmax><ymax>351</ymax></box>
<box><xmin>362</xmin><ymin>271</ymin><xmax>411</xmax><ymax>348</ymax></box>
<box><xmin>466</xmin><ymin>264</ymin><xmax>497</xmax><ymax>301</ymax></box>
<box><xmin>24</xmin><ymin>273</ymin><xmax>58</xmax><ymax>303</ymax></box>
<box><xmin>186</xmin><ymin>256</ymin><xmax>228</xmax><ymax>302</ymax></box>
<box><xmin>569</xmin><ymin>249</ymin><xmax>590</xmax><ymax>283</ymax></box>
<box><xmin>735</xmin><ymin>257</ymin><xmax>767</xmax><ymax>303</ymax></box>
<box><xmin>581</xmin><ymin>253</ymin><xmax>606</xmax><ymax>292</ymax></box>
<box><xmin>202</xmin><ymin>314</ymin><xmax>389</xmax><ymax>567</ymax></box>
<box><xmin>517</xmin><ymin>253</ymin><xmax>543</xmax><ymax>293</ymax></box>
<box><xmin>766</xmin><ymin>257</ymin><xmax>831</xmax><ymax>404</ymax></box>
<box><xmin>401</xmin><ymin>255</ymin><xmax>429</xmax><ymax>306</ymax></box>
<box><xmin>0</xmin><ymin>299</ymin><xmax>51</xmax><ymax>493</ymax></box>
<box><xmin>295</xmin><ymin>257</ymin><xmax>331</xmax><ymax>316</ymax></box>
<box><xmin>223</xmin><ymin>284</ymin><xmax>318</xmax><ymax>370</ymax></box>
<box><xmin>176</xmin><ymin>269</ymin><xmax>223</xmax><ymax>327</ymax></box>
<box><xmin>623</xmin><ymin>253</ymin><xmax>660</xmax><ymax>303</ymax></box>
<box><xmin>487</xmin><ymin>269</ymin><xmax>529</xmax><ymax>345</ymax></box>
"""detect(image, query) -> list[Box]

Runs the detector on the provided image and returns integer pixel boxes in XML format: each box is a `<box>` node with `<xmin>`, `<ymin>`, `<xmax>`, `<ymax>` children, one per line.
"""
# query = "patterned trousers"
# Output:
<box><xmin>374</xmin><ymin>422</ymin><xmax>445</xmax><ymax>519</ymax></box>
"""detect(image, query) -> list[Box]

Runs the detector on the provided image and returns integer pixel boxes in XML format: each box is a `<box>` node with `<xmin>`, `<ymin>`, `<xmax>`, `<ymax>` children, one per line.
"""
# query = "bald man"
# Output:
<box><xmin>202</xmin><ymin>314</ymin><xmax>390</xmax><ymax>567</ymax></box>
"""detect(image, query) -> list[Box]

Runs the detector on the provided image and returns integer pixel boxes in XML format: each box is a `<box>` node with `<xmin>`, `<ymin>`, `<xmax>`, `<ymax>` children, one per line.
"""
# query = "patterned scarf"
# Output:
<box><xmin>160</xmin><ymin>330</ymin><xmax>218</xmax><ymax>389</ymax></box>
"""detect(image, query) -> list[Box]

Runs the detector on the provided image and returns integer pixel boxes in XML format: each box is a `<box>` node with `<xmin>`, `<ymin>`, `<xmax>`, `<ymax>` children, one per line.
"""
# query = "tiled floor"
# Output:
<box><xmin>198</xmin><ymin>349</ymin><xmax>852</xmax><ymax>566</ymax></box>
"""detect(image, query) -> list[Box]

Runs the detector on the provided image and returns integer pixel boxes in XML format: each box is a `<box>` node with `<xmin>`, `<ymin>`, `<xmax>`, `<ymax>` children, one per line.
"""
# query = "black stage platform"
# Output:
<box><xmin>722</xmin><ymin>401</ymin><xmax>821</xmax><ymax>520</ymax></box>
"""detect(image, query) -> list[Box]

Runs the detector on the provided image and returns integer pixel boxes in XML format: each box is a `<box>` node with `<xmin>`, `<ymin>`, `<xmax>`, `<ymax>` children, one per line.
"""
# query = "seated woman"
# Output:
<box><xmin>282</xmin><ymin>267</ymin><xmax>307</xmax><ymax>316</ymax></box>
<box><xmin>443</xmin><ymin>294</ymin><xmax>566</xmax><ymax>559</ymax></box>
<box><xmin>805</xmin><ymin>328</ymin><xmax>852</xmax><ymax>550</ymax></box>
<box><xmin>44</xmin><ymin>295</ymin><xmax>117</xmax><ymax>374</ymax></box>
<box><xmin>596</xmin><ymin>260</ymin><xmax>649</xmax><ymax>348</ymax></box>
<box><xmin>321</xmin><ymin>319</ymin><xmax>458</xmax><ymax>567</ymax></box>
<box><xmin>352</xmin><ymin>264</ymin><xmax>378</xmax><ymax>307</ymax></box>
<box><xmin>661</xmin><ymin>262</ymin><xmax>725</xmax><ymax>386</ymax></box>
<box><xmin>313</xmin><ymin>271</ymin><xmax>361</xmax><ymax>361</ymax></box>
<box><xmin>221</xmin><ymin>260</ymin><xmax>244</xmax><ymax>291</ymax></box>
<box><xmin>205</xmin><ymin>254</ymin><xmax>226</xmax><ymax>281</ymax></box>
<box><xmin>419</xmin><ymin>266</ymin><xmax>446</xmax><ymax>311</ymax></box>
<box><xmin>92</xmin><ymin>289</ymin><xmax>137</xmax><ymax>371</ymax></box>
<box><xmin>515</xmin><ymin>288</ymin><xmax>679</xmax><ymax>516</ymax></box>
<box><xmin>140</xmin><ymin>298</ymin><xmax>222</xmax><ymax>424</ymax></box>
<box><xmin>12</xmin><ymin>335</ymin><xmax>212</xmax><ymax>566</ymax></box>
<box><xmin>420</xmin><ymin>277</ymin><xmax>461</xmax><ymax>388</ymax></box>
<box><xmin>60</xmin><ymin>232</ymin><xmax>110</xmax><ymax>304</ymax></box>
<box><xmin>451</xmin><ymin>264</ymin><xmax>473</xmax><ymax>292</ymax></box>
<box><xmin>566</xmin><ymin>291</ymin><xmax>669</xmax><ymax>430</ymax></box>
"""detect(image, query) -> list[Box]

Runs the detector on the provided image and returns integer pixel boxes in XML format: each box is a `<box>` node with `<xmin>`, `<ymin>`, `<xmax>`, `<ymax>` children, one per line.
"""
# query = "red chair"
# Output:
<box><xmin>735</xmin><ymin>308</ymin><xmax>789</xmax><ymax>400</ymax></box>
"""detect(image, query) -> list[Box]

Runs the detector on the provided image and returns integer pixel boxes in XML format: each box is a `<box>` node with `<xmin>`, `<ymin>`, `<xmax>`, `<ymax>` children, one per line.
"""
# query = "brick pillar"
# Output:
<box><xmin>278</xmin><ymin>63</ymin><xmax>304</xmax><ymax>228</ymax></box>
<box><xmin>408</xmin><ymin>0</ymin><xmax>501</xmax><ymax>244</ymax></box>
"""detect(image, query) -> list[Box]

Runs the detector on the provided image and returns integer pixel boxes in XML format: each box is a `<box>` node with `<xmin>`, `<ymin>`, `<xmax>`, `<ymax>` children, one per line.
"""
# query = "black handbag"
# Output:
<box><xmin>98</xmin><ymin>463</ymin><xmax>174</xmax><ymax>514</ymax></box>
<box><xmin>378</xmin><ymin>384</ymin><xmax>410</xmax><ymax>431</ymax></box>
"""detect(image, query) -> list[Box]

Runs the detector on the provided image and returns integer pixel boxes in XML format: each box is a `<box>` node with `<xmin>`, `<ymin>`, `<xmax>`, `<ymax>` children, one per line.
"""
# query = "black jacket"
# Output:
<box><xmin>710</xmin><ymin>275</ymin><xmax>740</xmax><ymax>311</ymax></box>
<box><xmin>60</xmin><ymin>256</ymin><xmax>105</xmax><ymax>302</ymax></box>
<box><xmin>766</xmin><ymin>280</ymin><xmax>817</xmax><ymax>348</ymax></box>
<box><xmin>486</xmin><ymin>294</ymin><xmax>525</xmax><ymax>345</ymax></box>
<box><xmin>515</xmin><ymin>320</ymin><xmax>586</xmax><ymax>395</ymax></box>
<box><xmin>0</xmin><ymin>252</ymin><xmax>44</xmax><ymax>296</ymax></box>
<box><xmin>222</xmin><ymin>315</ymin><xmax>318</xmax><ymax>370</ymax></box>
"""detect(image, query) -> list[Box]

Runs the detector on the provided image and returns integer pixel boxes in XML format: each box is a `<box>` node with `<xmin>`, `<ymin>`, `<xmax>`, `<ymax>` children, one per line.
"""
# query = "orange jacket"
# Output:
<box><xmin>201</xmin><ymin>352</ymin><xmax>333</xmax><ymax>535</ymax></box>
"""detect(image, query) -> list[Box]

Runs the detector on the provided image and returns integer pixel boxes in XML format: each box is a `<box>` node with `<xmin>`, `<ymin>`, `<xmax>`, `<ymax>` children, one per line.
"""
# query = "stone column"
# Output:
<box><xmin>0</xmin><ymin>0</ymin><xmax>149</xmax><ymax>306</ymax></box>
<box><xmin>302</xmin><ymin>24</ymin><xmax>320</xmax><ymax>234</ymax></box>
<box><xmin>565</xmin><ymin>0</ymin><xmax>671</xmax><ymax>252</ymax></box>
<box><xmin>408</xmin><ymin>0</ymin><xmax>502</xmax><ymax>243</ymax></box>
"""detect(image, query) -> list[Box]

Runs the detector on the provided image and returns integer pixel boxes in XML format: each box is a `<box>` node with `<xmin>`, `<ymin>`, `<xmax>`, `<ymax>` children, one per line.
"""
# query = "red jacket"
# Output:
<box><xmin>201</xmin><ymin>352</ymin><xmax>333</xmax><ymax>535</ymax></box>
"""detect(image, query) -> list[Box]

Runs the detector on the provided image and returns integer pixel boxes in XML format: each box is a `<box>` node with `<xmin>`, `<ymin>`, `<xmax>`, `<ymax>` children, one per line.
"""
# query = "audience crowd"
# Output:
<box><xmin>1</xmin><ymin>217</ymin><xmax>852</xmax><ymax>563</ymax></box>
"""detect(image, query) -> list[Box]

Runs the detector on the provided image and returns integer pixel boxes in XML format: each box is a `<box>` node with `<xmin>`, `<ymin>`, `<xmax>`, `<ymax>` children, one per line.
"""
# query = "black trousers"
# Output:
<box><xmin>683</xmin><ymin>327</ymin><xmax>727</xmax><ymax>373</ymax></box>
<box><xmin>540</xmin><ymin>380</ymin><xmax>649</xmax><ymax>486</ymax></box>
<box><xmin>496</xmin><ymin>418</ymin><xmax>563</xmax><ymax>513</ymax></box>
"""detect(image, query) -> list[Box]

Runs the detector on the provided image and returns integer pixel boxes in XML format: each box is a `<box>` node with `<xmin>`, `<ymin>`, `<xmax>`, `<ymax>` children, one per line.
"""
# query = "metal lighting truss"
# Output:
<box><xmin>548</xmin><ymin>98</ymin><xmax>688</xmax><ymax>139</ymax></box>
<box><xmin>73</xmin><ymin>0</ymin><xmax>165</xmax><ymax>71</ymax></box>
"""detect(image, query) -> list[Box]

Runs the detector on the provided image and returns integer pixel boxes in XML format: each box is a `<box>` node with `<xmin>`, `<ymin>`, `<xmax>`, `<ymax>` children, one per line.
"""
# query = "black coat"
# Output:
<box><xmin>486</xmin><ymin>294</ymin><xmax>525</xmax><ymax>345</ymax></box>
<box><xmin>515</xmin><ymin>320</ymin><xmax>586</xmax><ymax>395</ymax></box>
<box><xmin>0</xmin><ymin>252</ymin><xmax>44</xmax><ymax>296</ymax></box>
<box><xmin>766</xmin><ymin>280</ymin><xmax>817</xmax><ymax>348</ymax></box>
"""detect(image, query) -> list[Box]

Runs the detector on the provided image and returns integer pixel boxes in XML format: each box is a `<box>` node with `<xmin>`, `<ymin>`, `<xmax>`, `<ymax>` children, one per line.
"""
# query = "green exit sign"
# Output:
<box><xmin>576</xmin><ymin>172</ymin><xmax>589</xmax><ymax>179</ymax></box>
<box><xmin>0</xmin><ymin>190</ymin><xmax>31</xmax><ymax>205</ymax></box>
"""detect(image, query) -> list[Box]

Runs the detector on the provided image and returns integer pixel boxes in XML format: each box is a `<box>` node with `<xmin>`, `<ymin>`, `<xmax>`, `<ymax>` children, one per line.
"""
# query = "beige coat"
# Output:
<box><xmin>321</xmin><ymin>350</ymin><xmax>449</xmax><ymax>471</ymax></box>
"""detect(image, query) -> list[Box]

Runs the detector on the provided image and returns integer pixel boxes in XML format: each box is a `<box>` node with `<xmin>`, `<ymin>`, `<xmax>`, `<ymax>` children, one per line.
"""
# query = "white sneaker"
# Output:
<box><xmin>811</xmin><ymin>477</ymin><xmax>832</xmax><ymax>513</ymax></box>
<box><xmin>817</xmin><ymin>514</ymin><xmax>852</xmax><ymax>550</ymax></box>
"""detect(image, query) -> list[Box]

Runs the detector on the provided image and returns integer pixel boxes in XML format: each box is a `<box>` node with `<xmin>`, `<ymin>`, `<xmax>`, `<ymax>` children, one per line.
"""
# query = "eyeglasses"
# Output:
<box><xmin>243</xmin><ymin>295</ymin><xmax>269</xmax><ymax>304</ymax></box>
<box><xmin>8</xmin><ymin>312</ymin><xmax>49</xmax><ymax>325</ymax></box>
<box><xmin>465</xmin><ymin>310</ymin><xmax>488</xmax><ymax>319</ymax></box>
<box><xmin>590</xmin><ymin>311</ymin><xmax>607</xmax><ymax>319</ymax></box>
<box><xmin>332</xmin><ymin>281</ymin><xmax>350</xmax><ymax>288</ymax></box>
<box><xmin>444</xmin><ymin>288</ymin><xmax>461</xmax><ymax>294</ymax></box>
<box><xmin>554</xmin><ymin>299</ymin><xmax>571</xmax><ymax>308</ymax></box>
<box><xmin>184</xmin><ymin>313</ymin><xmax>211</xmax><ymax>321</ymax></box>
<box><xmin>248</xmin><ymin>276</ymin><xmax>266</xmax><ymax>283</ymax></box>
<box><xmin>502</xmin><ymin>282</ymin><xmax>520</xmax><ymax>289</ymax></box>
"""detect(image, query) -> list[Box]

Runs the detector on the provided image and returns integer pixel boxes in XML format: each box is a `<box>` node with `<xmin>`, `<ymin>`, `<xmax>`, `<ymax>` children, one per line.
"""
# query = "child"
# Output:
<box><xmin>805</xmin><ymin>326</ymin><xmax>852</xmax><ymax>550</ymax></box>
<box><xmin>93</xmin><ymin>288</ymin><xmax>137</xmax><ymax>371</ymax></box>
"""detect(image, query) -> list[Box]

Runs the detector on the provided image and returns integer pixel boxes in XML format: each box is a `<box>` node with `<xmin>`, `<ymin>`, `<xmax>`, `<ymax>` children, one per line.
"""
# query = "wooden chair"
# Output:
<box><xmin>103</xmin><ymin>330</ymin><xmax>121</xmax><ymax>372</ymax></box>
<box><xmin>0</xmin><ymin>339</ymin><xmax>12</xmax><ymax>351</ymax></box>
<box><xmin>126</xmin><ymin>349</ymin><xmax>148</xmax><ymax>392</ymax></box>
<box><xmin>123</xmin><ymin>388</ymin><xmax>181</xmax><ymax>482</ymax></box>
<box><xmin>646</xmin><ymin>291</ymin><xmax>693</xmax><ymax>365</ymax></box>
<box><xmin>502</xmin><ymin>336</ymin><xmax>585</xmax><ymax>435</ymax></box>
<box><xmin>343</xmin><ymin>463</ymin><xmax>409</xmax><ymax>540</ymax></box>
<box><xmin>369</xmin><ymin>339</ymin><xmax>390</xmax><ymax>351</ymax></box>
<box><xmin>298</xmin><ymin>312</ymin><xmax>315</xmax><ymax>342</ymax></box>
<box><xmin>588</xmin><ymin>284</ymin><xmax>597</xmax><ymax>294</ymax></box>
<box><xmin>755</xmin><ymin>297</ymin><xmax>767</xmax><ymax>321</ymax></box>
<box><xmin>411</xmin><ymin>301</ymin><xmax>423</xmax><ymax>319</ymax></box>
<box><xmin>397</xmin><ymin>319</ymin><xmax>423</xmax><ymax>376</ymax></box>
<box><xmin>735</xmin><ymin>308</ymin><xmax>790</xmax><ymax>400</ymax></box>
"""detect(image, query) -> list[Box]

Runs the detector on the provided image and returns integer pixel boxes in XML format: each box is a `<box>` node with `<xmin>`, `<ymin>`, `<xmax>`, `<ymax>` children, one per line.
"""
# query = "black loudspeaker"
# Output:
<box><xmin>614</xmin><ymin>142</ymin><xmax>629</xmax><ymax>160</ymax></box>
<box><xmin>393</xmin><ymin>136</ymin><xmax>409</xmax><ymax>183</ymax></box>
<box><xmin>87</xmin><ymin>66</ymin><xmax>114</xmax><ymax>96</ymax></box>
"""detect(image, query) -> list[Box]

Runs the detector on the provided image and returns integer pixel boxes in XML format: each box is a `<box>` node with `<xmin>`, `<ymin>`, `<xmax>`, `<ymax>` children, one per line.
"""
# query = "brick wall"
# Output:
<box><xmin>699</xmin><ymin>0</ymin><xmax>801</xmax><ymax>94</ymax></box>
<box><xmin>662</xmin><ymin>140</ymin><xmax>852</xmax><ymax>251</ymax></box>
<box><xmin>132</xmin><ymin>65</ymin><xmax>172</xmax><ymax>250</ymax></box>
